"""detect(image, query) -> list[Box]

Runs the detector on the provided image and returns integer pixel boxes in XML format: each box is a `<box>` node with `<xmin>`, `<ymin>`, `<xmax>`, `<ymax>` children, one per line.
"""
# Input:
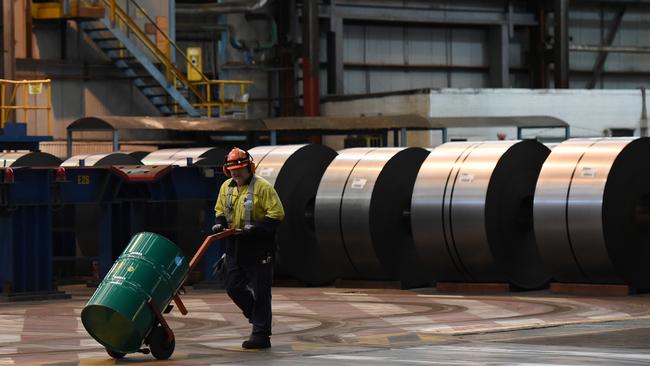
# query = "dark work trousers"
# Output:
<box><xmin>225</xmin><ymin>253</ymin><xmax>274</xmax><ymax>336</ymax></box>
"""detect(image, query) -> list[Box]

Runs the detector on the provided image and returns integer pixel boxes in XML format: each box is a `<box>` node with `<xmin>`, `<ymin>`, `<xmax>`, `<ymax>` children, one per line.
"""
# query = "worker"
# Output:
<box><xmin>212</xmin><ymin>147</ymin><xmax>285</xmax><ymax>349</ymax></box>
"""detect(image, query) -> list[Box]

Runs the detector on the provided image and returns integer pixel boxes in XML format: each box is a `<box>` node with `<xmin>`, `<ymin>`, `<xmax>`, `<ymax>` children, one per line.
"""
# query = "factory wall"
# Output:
<box><xmin>322</xmin><ymin>88</ymin><xmax>650</xmax><ymax>143</ymax></box>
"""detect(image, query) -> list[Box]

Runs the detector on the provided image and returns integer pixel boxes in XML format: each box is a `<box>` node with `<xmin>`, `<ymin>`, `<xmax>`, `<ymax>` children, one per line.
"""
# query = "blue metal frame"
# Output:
<box><xmin>0</xmin><ymin>123</ymin><xmax>52</xmax><ymax>151</ymax></box>
<box><xmin>57</xmin><ymin>165</ymin><xmax>227</xmax><ymax>279</ymax></box>
<box><xmin>0</xmin><ymin>168</ymin><xmax>57</xmax><ymax>294</ymax></box>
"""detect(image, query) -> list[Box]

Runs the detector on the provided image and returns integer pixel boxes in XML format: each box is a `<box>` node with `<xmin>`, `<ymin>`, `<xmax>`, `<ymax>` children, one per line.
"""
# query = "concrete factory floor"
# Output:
<box><xmin>2</xmin><ymin>286</ymin><xmax>650</xmax><ymax>365</ymax></box>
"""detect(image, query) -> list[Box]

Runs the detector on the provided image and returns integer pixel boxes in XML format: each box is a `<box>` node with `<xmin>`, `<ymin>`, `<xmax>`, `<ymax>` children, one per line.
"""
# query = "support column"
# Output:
<box><xmin>488</xmin><ymin>24</ymin><xmax>509</xmax><ymax>87</ymax></box>
<box><xmin>1</xmin><ymin>0</ymin><xmax>15</xmax><ymax>79</ymax></box>
<box><xmin>554</xmin><ymin>0</ymin><xmax>569</xmax><ymax>88</ymax></box>
<box><xmin>277</xmin><ymin>0</ymin><xmax>296</xmax><ymax>116</ymax></box>
<box><xmin>168</xmin><ymin>0</ymin><xmax>176</xmax><ymax>63</ymax></box>
<box><xmin>327</xmin><ymin>1</ymin><xmax>344</xmax><ymax>95</ymax></box>
<box><xmin>302</xmin><ymin>0</ymin><xmax>320</xmax><ymax>116</ymax></box>
<box><xmin>530</xmin><ymin>4</ymin><xmax>548</xmax><ymax>88</ymax></box>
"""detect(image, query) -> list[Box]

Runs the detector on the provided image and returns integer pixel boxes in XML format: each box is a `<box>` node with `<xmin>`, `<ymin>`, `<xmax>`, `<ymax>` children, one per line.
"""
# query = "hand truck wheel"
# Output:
<box><xmin>148</xmin><ymin>324</ymin><xmax>175</xmax><ymax>360</ymax></box>
<box><xmin>106</xmin><ymin>348</ymin><xmax>126</xmax><ymax>359</ymax></box>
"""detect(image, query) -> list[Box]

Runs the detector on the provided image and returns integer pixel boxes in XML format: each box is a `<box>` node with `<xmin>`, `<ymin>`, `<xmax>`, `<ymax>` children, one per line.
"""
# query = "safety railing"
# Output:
<box><xmin>102</xmin><ymin>0</ymin><xmax>210</xmax><ymax>105</ymax></box>
<box><xmin>31</xmin><ymin>0</ymin><xmax>105</xmax><ymax>20</ymax></box>
<box><xmin>188</xmin><ymin>80</ymin><xmax>254</xmax><ymax>118</ymax></box>
<box><xmin>0</xmin><ymin>79</ymin><xmax>53</xmax><ymax>135</ymax></box>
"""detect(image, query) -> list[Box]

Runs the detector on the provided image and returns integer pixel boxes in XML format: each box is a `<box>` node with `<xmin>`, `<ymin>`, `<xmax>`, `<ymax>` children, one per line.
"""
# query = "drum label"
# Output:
<box><xmin>581</xmin><ymin>167</ymin><xmax>596</xmax><ymax>177</ymax></box>
<box><xmin>350</xmin><ymin>178</ymin><xmax>367</xmax><ymax>189</ymax></box>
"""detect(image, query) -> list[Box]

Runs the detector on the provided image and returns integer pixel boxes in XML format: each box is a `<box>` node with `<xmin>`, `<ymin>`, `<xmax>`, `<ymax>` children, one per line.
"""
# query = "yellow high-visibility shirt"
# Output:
<box><xmin>214</xmin><ymin>176</ymin><xmax>285</xmax><ymax>228</ymax></box>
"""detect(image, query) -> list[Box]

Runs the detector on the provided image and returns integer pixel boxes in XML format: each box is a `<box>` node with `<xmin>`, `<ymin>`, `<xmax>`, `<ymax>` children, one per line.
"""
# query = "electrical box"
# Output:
<box><xmin>187</xmin><ymin>47</ymin><xmax>202</xmax><ymax>81</ymax></box>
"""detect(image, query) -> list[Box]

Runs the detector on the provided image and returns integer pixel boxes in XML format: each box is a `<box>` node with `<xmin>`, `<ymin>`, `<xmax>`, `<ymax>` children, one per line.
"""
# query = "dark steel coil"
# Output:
<box><xmin>316</xmin><ymin>147</ymin><xmax>431</xmax><ymax>288</ymax></box>
<box><xmin>411</xmin><ymin>140</ymin><xmax>551</xmax><ymax>289</ymax></box>
<box><xmin>61</xmin><ymin>153</ymin><xmax>141</xmax><ymax>167</ymax></box>
<box><xmin>0</xmin><ymin>152</ymin><xmax>62</xmax><ymax>167</ymax></box>
<box><xmin>249</xmin><ymin>144</ymin><xmax>338</xmax><ymax>285</ymax></box>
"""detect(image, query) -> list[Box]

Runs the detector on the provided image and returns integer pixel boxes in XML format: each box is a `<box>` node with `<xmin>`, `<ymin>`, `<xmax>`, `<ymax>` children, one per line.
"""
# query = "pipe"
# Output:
<box><xmin>176</xmin><ymin>0</ymin><xmax>269</xmax><ymax>14</ymax></box>
<box><xmin>177</xmin><ymin>15</ymin><xmax>277</xmax><ymax>52</ymax></box>
<box><xmin>570</xmin><ymin>45</ymin><xmax>650</xmax><ymax>54</ymax></box>
<box><xmin>302</xmin><ymin>0</ymin><xmax>320</xmax><ymax>116</ymax></box>
<box><xmin>243</xmin><ymin>13</ymin><xmax>278</xmax><ymax>51</ymax></box>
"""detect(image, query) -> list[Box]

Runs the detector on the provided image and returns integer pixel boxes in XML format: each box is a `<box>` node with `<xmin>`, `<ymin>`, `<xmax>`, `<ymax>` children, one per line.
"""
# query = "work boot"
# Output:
<box><xmin>242</xmin><ymin>334</ymin><xmax>271</xmax><ymax>349</ymax></box>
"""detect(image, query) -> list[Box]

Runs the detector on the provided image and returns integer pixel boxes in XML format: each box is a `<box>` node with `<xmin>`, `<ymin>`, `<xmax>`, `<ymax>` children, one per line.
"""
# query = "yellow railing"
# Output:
<box><xmin>103</xmin><ymin>0</ymin><xmax>210</xmax><ymax>105</ymax></box>
<box><xmin>189</xmin><ymin>80</ymin><xmax>254</xmax><ymax>118</ymax></box>
<box><xmin>0</xmin><ymin>79</ymin><xmax>53</xmax><ymax>136</ymax></box>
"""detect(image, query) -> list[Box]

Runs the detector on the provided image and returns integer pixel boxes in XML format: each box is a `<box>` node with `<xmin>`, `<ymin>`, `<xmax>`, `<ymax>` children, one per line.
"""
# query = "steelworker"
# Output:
<box><xmin>213</xmin><ymin>147</ymin><xmax>284</xmax><ymax>349</ymax></box>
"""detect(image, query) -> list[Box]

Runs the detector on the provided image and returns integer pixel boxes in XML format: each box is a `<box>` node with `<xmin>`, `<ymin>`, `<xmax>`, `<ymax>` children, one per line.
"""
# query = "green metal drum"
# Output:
<box><xmin>81</xmin><ymin>232</ymin><xmax>189</xmax><ymax>353</ymax></box>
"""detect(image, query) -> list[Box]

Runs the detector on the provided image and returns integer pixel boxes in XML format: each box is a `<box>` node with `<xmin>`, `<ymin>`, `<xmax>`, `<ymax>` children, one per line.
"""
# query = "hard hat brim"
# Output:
<box><xmin>226</xmin><ymin>163</ymin><xmax>249</xmax><ymax>171</ymax></box>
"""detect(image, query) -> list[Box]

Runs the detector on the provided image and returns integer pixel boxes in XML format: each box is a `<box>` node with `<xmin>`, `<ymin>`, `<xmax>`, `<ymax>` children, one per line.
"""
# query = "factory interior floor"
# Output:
<box><xmin>2</xmin><ymin>285</ymin><xmax>650</xmax><ymax>365</ymax></box>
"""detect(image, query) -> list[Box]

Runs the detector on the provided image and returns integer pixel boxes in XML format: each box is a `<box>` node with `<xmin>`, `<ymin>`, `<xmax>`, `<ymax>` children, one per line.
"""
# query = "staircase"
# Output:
<box><xmin>78</xmin><ymin>0</ymin><xmax>209</xmax><ymax>116</ymax></box>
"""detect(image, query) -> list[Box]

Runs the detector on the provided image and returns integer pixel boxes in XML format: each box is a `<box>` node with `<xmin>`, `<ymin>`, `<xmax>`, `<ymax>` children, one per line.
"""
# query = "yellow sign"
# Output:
<box><xmin>77</xmin><ymin>175</ymin><xmax>90</xmax><ymax>185</ymax></box>
<box><xmin>187</xmin><ymin>47</ymin><xmax>202</xmax><ymax>81</ymax></box>
<box><xmin>127</xmin><ymin>266</ymin><xmax>135</xmax><ymax>272</ymax></box>
<box><xmin>28</xmin><ymin>83</ymin><xmax>43</xmax><ymax>95</ymax></box>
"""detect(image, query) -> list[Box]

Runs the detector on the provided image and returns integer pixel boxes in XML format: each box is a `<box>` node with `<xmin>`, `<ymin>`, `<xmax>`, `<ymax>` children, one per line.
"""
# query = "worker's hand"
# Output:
<box><xmin>212</xmin><ymin>224</ymin><xmax>224</xmax><ymax>233</ymax></box>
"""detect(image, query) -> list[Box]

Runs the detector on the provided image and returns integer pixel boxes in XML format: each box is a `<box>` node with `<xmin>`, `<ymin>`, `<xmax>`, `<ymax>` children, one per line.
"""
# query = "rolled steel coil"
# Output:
<box><xmin>534</xmin><ymin>137</ymin><xmax>650</xmax><ymax>290</ymax></box>
<box><xmin>248</xmin><ymin>144</ymin><xmax>338</xmax><ymax>285</ymax></box>
<box><xmin>61</xmin><ymin>153</ymin><xmax>141</xmax><ymax>167</ymax></box>
<box><xmin>314</xmin><ymin>148</ymin><xmax>378</xmax><ymax>282</ymax></box>
<box><xmin>411</xmin><ymin>140</ymin><xmax>550</xmax><ymax>289</ymax></box>
<box><xmin>0</xmin><ymin>152</ymin><xmax>62</xmax><ymax>167</ymax></box>
<box><xmin>141</xmin><ymin>147</ymin><xmax>227</xmax><ymax>166</ymax></box>
<box><xmin>316</xmin><ymin>147</ymin><xmax>431</xmax><ymax>287</ymax></box>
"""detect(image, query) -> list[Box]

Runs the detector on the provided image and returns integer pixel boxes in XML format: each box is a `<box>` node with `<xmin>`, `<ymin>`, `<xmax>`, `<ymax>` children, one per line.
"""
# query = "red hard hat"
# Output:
<box><xmin>224</xmin><ymin>147</ymin><xmax>251</xmax><ymax>171</ymax></box>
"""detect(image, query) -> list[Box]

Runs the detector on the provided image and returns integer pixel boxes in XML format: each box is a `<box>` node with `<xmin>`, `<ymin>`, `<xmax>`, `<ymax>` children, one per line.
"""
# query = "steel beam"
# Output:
<box><xmin>489</xmin><ymin>24</ymin><xmax>509</xmax><ymax>87</ymax></box>
<box><xmin>586</xmin><ymin>6</ymin><xmax>626</xmax><ymax>89</ymax></box>
<box><xmin>554</xmin><ymin>0</ymin><xmax>570</xmax><ymax>88</ymax></box>
<box><xmin>319</xmin><ymin>4</ymin><xmax>537</xmax><ymax>26</ymax></box>
<box><xmin>327</xmin><ymin>1</ymin><xmax>344</xmax><ymax>95</ymax></box>
<box><xmin>572</xmin><ymin>44</ymin><xmax>650</xmax><ymax>53</ymax></box>
<box><xmin>302</xmin><ymin>0</ymin><xmax>320</xmax><ymax>116</ymax></box>
<box><xmin>2</xmin><ymin>0</ymin><xmax>16</xmax><ymax>79</ymax></box>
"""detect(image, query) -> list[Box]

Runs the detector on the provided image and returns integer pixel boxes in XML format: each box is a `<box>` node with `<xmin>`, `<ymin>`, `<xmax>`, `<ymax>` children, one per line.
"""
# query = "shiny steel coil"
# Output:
<box><xmin>141</xmin><ymin>147</ymin><xmax>227</xmax><ymax>166</ymax></box>
<box><xmin>61</xmin><ymin>153</ymin><xmax>141</xmax><ymax>167</ymax></box>
<box><xmin>0</xmin><ymin>152</ymin><xmax>62</xmax><ymax>167</ymax></box>
<box><xmin>534</xmin><ymin>137</ymin><xmax>650</xmax><ymax>290</ymax></box>
<box><xmin>314</xmin><ymin>148</ymin><xmax>379</xmax><ymax>282</ymax></box>
<box><xmin>411</xmin><ymin>140</ymin><xmax>550</xmax><ymax>289</ymax></box>
<box><xmin>249</xmin><ymin>144</ymin><xmax>338</xmax><ymax>285</ymax></box>
<box><xmin>316</xmin><ymin>147</ymin><xmax>431</xmax><ymax>287</ymax></box>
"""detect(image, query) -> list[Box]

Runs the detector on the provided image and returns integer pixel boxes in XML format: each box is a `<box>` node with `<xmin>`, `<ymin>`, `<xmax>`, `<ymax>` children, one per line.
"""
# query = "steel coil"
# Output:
<box><xmin>534</xmin><ymin>137</ymin><xmax>650</xmax><ymax>290</ymax></box>
<box><xmin>411</xmin><ymin>140</ymin><xmax>550</xmax><ymax>289</ymax></box>
<box><xmin>248</xmin><ymin>144</ymin><xmax>338</xmax><ymax>285</ymax></box>
<box><xmin>141</xmin><ymin>147</ymin><xmax>227</xmax><ymax>166</ymax></box>
<box><xmin>61</xmin><ymin>153</ymin><xmax>141</xmax><ymax>167</ymax></box>
<box><xmin>314</xmin><ymin>148</ymin><xmax>379</xmax><ymax>282</ymax></box>
<box><xmin>316</xmin><ymin>147</ymin><xmax>430</xmax><ymax>287</ymax></box>
<box><xmin>0</xmin><ymin>152</ymin><xmax>62</xmax><ymax>167</ymax></box>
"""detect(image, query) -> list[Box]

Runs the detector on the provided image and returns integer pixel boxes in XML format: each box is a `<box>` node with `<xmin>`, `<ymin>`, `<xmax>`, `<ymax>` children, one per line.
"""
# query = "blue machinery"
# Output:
<box><xmin>0</xmin><ymin>167</ymin><xmax>65</xmax><ymax>300</ymax></box>
<box><xmin>0</xmin><ymin>150</ymin><xmax>227</xmax><ymax>300</ymax></box>
<box><xmin>0</xmin><ymin>123</ymin><xmax>52</xmax><ymax>151</ymax></box>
